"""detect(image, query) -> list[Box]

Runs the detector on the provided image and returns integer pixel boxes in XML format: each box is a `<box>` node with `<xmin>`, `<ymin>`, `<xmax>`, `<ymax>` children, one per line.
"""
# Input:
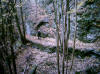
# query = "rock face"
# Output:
<box><xmin>77</xmin><ymin>25</ymin><xmax>100</xmax><ymax>43</ymax></box>
<box><xmin>77</xmin><ymin>0</ymin><xmax>100</xmax><ymax>43</ymax></box>
<box><xmin>39</xmin><ymin>0</ymin><xmax>100</xmax><ymax>43</ymax></box>
<box><xmin>22</xmin><ymin>0</ymin><xmax>49</xmax><ymax>36</ymax></box>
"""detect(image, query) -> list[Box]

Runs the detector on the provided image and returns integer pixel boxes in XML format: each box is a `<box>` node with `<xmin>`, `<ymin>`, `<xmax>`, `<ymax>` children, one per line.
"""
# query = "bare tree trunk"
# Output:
<box><xmin>57</xmin><ymin>29</ymin><xmax>60</xmax><ymax>74</ymax></box>
<box><xmin>13</xmin><ymin>0</ymin><xmax>26</xmax><ymax>44</ymax></box>
<box><xmin>66</xmin><ymin>0</ymin><xmax>70</xmax><ymax>73</ymax></box>
<box><xmin>19</xmin><ymin>0</ymin><xmax>26</xmax><ymax>41</ymax></box>
<box><xmin>9</xmin><ymin>18</ymin><xmax>17</xmax><ymax>74</ymax></box>
<box><xmin>53</xmin><ymin>0</ymin><xmax>60</xmax><ymax>74</ymax></box>
<box><xmin>9</xmin><ymin>20</ymin><xmax>17</xmax><ymax>74</ymax></box>
<box><xmin>8</xmin><ymin>1</ymin><xmax>17</xmax><ymax>74</ymax></box>
<box><xmin>61</xmin><ymin>0</ymin><xmax>65</xmax><ymax>74</ymax></box>
<box><xmin>70</xmin><ymin>0</ymin><xmax>77</xmax><ymax>71</ymax></box>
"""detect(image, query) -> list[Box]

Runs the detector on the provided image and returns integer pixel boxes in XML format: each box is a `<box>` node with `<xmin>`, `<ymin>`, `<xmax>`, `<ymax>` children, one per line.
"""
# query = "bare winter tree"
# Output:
<box><xmin>19</xmin><ymin>0</ymin><xmax>26</xmax><ymax>42</ymax></box>
<box><xmin>53</xmin><ymin>0</ymin><xmax>60</xmax><ymax>74</ymax></box>
<box><xmin>70</xmin><ymin>0</ymin><xmax>77</xmax><ymax>71</ymax></box>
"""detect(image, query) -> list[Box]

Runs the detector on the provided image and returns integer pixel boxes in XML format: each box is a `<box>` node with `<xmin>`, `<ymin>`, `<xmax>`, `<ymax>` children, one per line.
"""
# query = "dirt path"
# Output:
<box><xmin>26</xmin><ymin>35</ymin><xmax>100</xmax><ymax>50</ymax></box>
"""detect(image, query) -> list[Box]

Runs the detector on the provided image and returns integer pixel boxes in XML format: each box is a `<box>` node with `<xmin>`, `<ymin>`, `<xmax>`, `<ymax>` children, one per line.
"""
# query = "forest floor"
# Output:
<box><xmin>16</xmin><ymin>44</ymin><xmax>100</xmax><ymax>74</ymax></box>
<box><xmin>16</xmin><ymin>35</ymin><xmax>100</xmax><ymax>74</ymax></box>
